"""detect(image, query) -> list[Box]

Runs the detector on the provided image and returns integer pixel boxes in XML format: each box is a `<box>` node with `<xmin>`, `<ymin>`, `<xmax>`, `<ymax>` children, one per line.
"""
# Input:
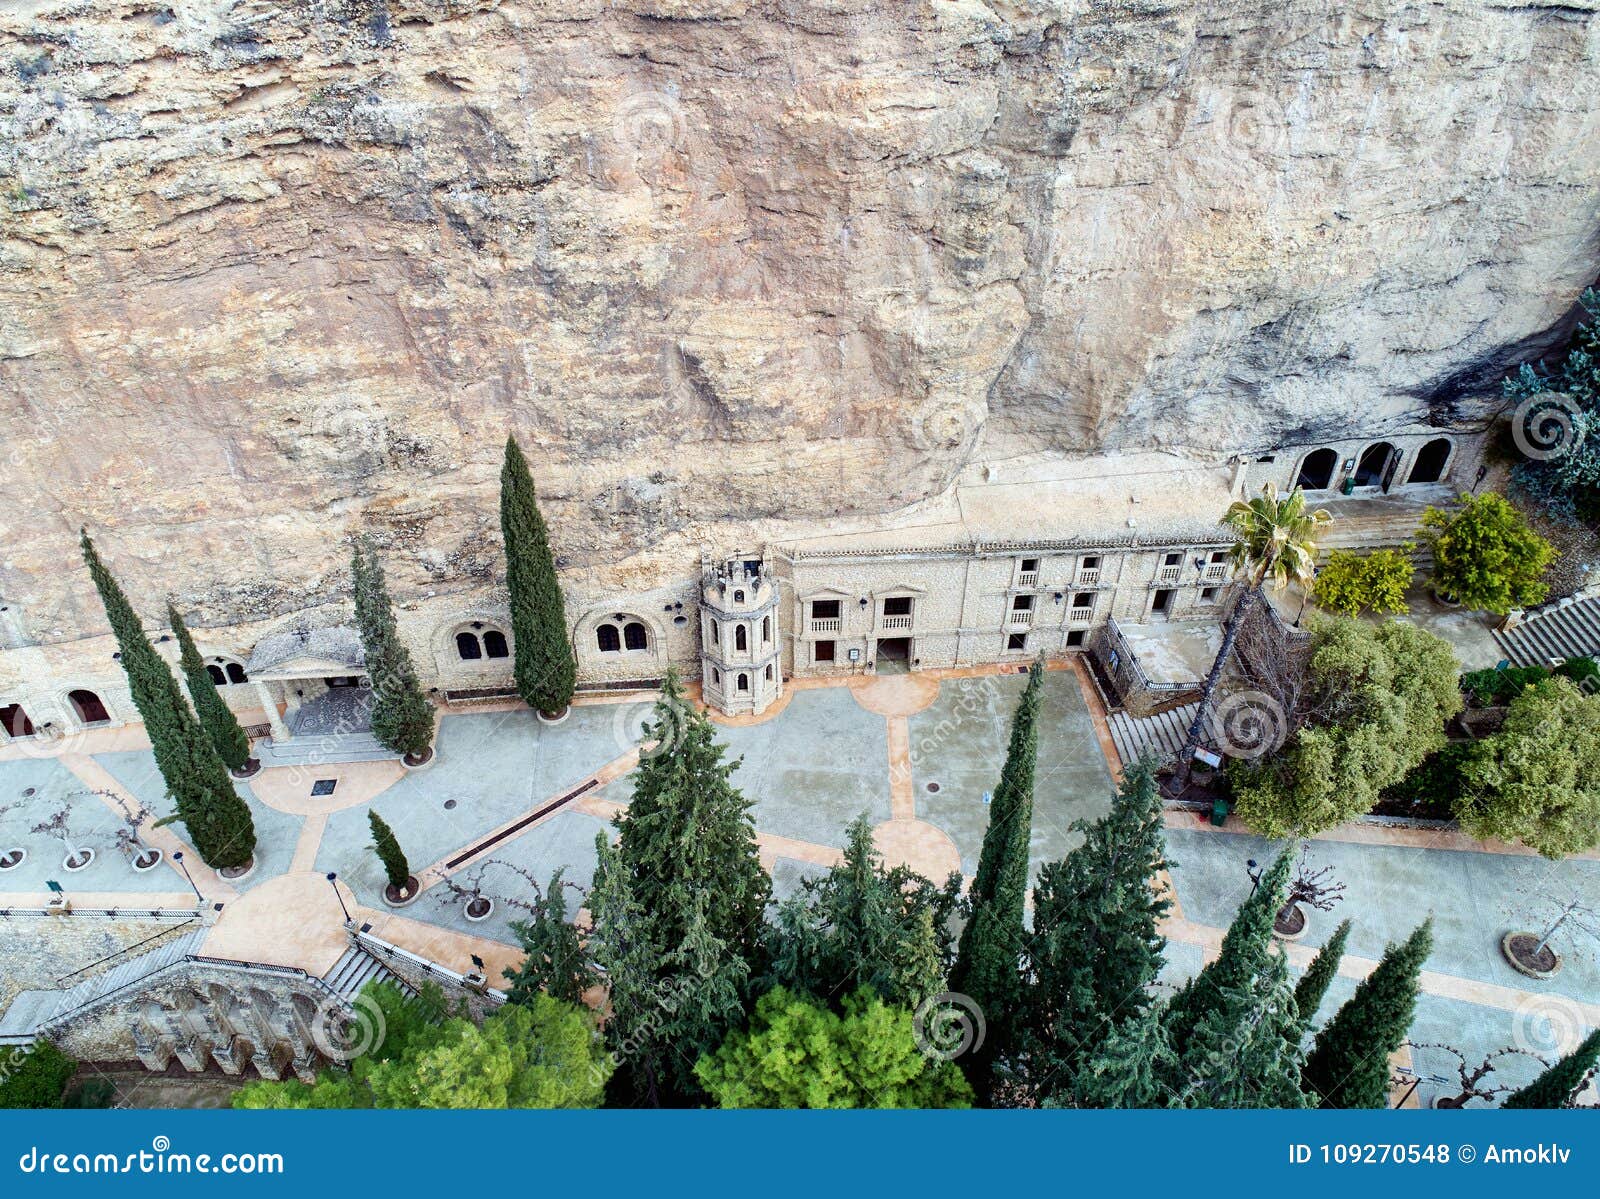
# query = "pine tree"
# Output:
<box><xmin>500</xmin><ymin>436</ymin><xmax>575</xmax><ymax>715</ymax></box>
<box><xmin>1502</xmin><ymin>1028</ymin><xmax>1600</xmax><ymax>1109</ymax></box>
<box><xmin>168</xmin><ymin>604</ymin><xmax>252</xmax><ymax>772</ymax></box>
<box><xmin>949</xmin><ymin>659</ymin><xmax>1044</xmax><ymax>1095</ymax></box>
<box><xmin>769</xmin><ymin>813</ymin><xmax>959</xmax><ymax>1009</ymax></box>
<box><xmin>503</xmin><ymin>869</ymin><xmax>601</xmax><ymax>1007</ymax></box>
<box><xmin>81</xmin><ymin>532</ymin><xmax>255</xmax><ymax>869</ymax></box>
<box><xmin>1070</xmin><ymin>1003</ymin><xmax>1180</xmax><ymax>1109</ymax></box>
<box><xmin>1293</xmin><ymin>918</ymin><xmax>1351</xmax><ymax>1029</ymax></box>
<box><xmin>367</xmin><ymin>809</ymin><xmax>411</xmax><ymax>891</ymax></box>
<box><xmin>1302</xmin><ymin>918</ymin><xmax>1433</xmax><ymax>1108</ymax></box>
<box><xmin>1025</xmin><ymin>755</ymin><xmax>1169</xmax><ymax>1096</ymax></box>
<box><xmin>350</xmin><ymin>539</ymin><xmax>435</xmax><ymax>760</ymax></box>
<box><xmin>587</xmin><ymin>671</ymin><xmax>770</xmax><ymax>1104</ymax></box>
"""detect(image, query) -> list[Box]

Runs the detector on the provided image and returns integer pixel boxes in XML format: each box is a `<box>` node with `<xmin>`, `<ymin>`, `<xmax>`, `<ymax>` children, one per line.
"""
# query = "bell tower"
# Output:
<box><xmin>699</xmin><ymin>554</ymin><xmax>782</xmax><ymax>716</ymax></box>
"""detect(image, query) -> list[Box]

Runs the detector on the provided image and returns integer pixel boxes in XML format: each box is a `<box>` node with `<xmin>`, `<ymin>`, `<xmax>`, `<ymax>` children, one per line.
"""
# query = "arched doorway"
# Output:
<box><xmin>1353</xmin><ymin>442</ymin><xmax>1397</xmax><ymax>490</ymax></box>
<box><xmin>67</xmin><ymin>689</ymin><xmax>110</xmax><ymax>726</ymax></box>
<box><xmin>1408</xmin><ymin>437</ymin><xmax>1451</xmax><ymax>485</ymax></box>
<box><xmin>1294</xmin><ymin>448</ymin><xmax>1338</xmax><ymax>491</ymax></box>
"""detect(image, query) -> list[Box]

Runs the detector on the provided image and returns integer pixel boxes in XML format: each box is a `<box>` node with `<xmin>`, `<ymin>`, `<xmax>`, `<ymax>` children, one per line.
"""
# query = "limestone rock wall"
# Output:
<box><xmin>1</xmin><ymin>0</ymin><xmax>1597</xmax><ymax>636</ymax></box>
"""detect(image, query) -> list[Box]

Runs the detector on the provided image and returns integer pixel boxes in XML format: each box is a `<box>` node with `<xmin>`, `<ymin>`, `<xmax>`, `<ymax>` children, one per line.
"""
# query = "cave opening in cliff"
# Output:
<box><xmin>1294</xmin><ymin>447</ymin><xmax>1338</xmax><ymax>491</ymax></box>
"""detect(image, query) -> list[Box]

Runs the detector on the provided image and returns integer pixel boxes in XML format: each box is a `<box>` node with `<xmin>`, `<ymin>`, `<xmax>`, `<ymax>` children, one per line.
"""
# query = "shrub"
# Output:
<box><xmin>1421</xmin><ymin>493</ymin><xmax>1556</xmax><ymax>613</ymax></box>
<box><xmin>1555</xmin><ymin>655</ymin><xmax>1600</xmax><ymax>693</ymax></box>
<box><xmin>1313</xmin><ymin>547</ymin><xmax>1415</xmax><ymax>616</ymax></box>
<box><xmin>1460</xmin><ymin>665</ymin><xmax>1550</xmax><ymax>706</ymax></box>
<box><xmin>0</xmin><ymin>1042</ymin><xmax>77</xmax><ymax>1109</ymax></box>
<box><xmin>1377</xmin><ymin>742</ymin><xmax>1473</xmax><ymax>820</ymax></box>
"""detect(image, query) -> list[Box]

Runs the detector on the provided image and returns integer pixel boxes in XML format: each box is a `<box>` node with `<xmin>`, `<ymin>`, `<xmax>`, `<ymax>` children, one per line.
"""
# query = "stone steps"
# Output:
<box><xmin>255</xmin><ymin>733</ymin><xmax>399</xmax><ymax>768</ymax></box>
<box><xmin>1108</xmin><ymin>702</ymin><xmax>1200</xmax><ymax>769</ymax></box>
<box><xmin>322</xmin><ymin>946</ymin><xmax>414</xmax><ymax>999</ymax></box>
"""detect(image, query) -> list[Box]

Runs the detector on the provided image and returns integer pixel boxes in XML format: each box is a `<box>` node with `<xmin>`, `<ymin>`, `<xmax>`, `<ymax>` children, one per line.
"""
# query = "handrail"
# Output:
<box><xmin>55</xmin><ymin>918</ymin><xmax>199</xmax><ymax>985</ymax></box>
<box><xmin>0</xmin><ymin>907</ymin><xmax>201</xmax><ymax>919</ymax></box>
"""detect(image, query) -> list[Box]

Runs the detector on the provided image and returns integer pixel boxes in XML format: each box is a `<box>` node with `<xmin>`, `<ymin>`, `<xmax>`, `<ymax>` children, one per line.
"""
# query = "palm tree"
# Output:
<box><xmin>1170</xmin><ymin>482</ymin><xmax>1332</xmax><ymax>795</ymax></box>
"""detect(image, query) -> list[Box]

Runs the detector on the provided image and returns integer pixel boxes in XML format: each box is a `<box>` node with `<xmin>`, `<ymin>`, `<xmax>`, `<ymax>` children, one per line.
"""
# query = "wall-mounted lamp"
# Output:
<box><xmin>1053</xmin><ymin>592</ymin><xmax>1064</xmax><ymax>604</ymax></box>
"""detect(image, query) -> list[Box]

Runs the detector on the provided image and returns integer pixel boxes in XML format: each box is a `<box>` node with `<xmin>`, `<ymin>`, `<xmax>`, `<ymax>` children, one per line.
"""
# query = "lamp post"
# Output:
<box><xmin>171</xmin><ymin>850</ymin><xmax>202</xmax><ymax>903</ymax></box>
<box><xmin>1246</xmin><ymin>858</ymin><xmax>1263</xmax><ymax>895</ymax></box>
<box><xmin>326</xmin><ymin>871</ymin><xmax>352</xmax><ymax>924</ymax></box>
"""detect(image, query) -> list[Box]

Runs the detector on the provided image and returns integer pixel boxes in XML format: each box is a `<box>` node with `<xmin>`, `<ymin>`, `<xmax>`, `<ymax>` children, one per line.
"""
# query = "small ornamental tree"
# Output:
<box><xmin>1457</xmin><ymin>677</ymin><xmax>1600</xmax><ymax>858</ymax></box>
<box><xmin>350</xmin><ymin>540</ymin><xmax>435</xmax><ymax>761</ymax></box>
<box><xmin>500</xmin><ymin>436</ymin><xmax>576</xmax><ymax>715</ymax></box>
<box><xmin>169</xmin><ymin>604</ymin><xmax>252</xmax><ymax>772</ymax></box>
<box><xmin>367</xmin><ymin>810</ymin><xmax>411</xmax><ymax>891</ymax></box>
<box><xmin>1312</xmin><ymin>547</ymin><xmax>1414</xmax><ymax>616</ymax></box>
<box><xmin>1502</xmin><ymin>1029</ymin><xmax>1600</xmax><ymax>1109</ymax></box>
<box><xmin>1302</xmin><ymin>919</ymin><xmax>1433</xmax><ymax>1108</ymax></box>
<box><xmin>82</xmin><ymin>532</ymin><xmax>255</xmax><ymax>869</ymax></box>
<box><xmin>1421</xmin><ymin>492</ymin><xmax>1555</xmax><ymax>613</ymax></box>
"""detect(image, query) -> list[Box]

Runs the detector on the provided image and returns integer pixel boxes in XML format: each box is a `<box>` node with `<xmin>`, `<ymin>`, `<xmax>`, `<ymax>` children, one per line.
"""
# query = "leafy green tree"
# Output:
<box><xmin>169</xmin><ymin>604</ymin><xmax>252</xmax><ymax>772</ymax></box>
<box><xmin>949</xmin><ymin>659</ymin><xmax>1043</xmax><ymax>1093</ymax></box>
<box><xmin>1313</xmin><ymin>547</ymin><xmax>1414</xmax><ymax>616</ymax></box>
<box><xmin>504</xmin><ymin>868</ymin><xmax>601</xmax><ymax>1007</ymax></box>
<box><xmin>1457</xmin><ymin>677</ymin><xmax>1600</xmax><ymax>858</ymax></box>
<box><xmin>367</xmin><ymin>809</ymin><xmax>411</xmax><ymax>891</ymax></box>
<box><xmin>1422</xmin><ymin>492</ymin><xmax>1555</xmax><ymax>613</ymax></box>
<box><xmin>350</xmin><ymin>539</ymin><xmax>434</xmax><ymax>760</ymax></box>
<box><xmin>1292</xmin><ymin>918</ymin><xmax>1351</xmax><ymax>1028</ymax></box>
<box><xmin>1302</xmin><ymin>919</ymin><xmax>1433</xmax><ymax>1108</ymax></box>
<box><xmin>1502</xmin><ymin>1029</ymin><xmax>1600</xmax><ymax>1109</ymax></box>
<box><xmin>1230</xmin><ymin>617</ymin><xmax>1461</xmax><ymax>836</ymax></box>
<box><xmin>694</xmin><ymin>987</ymin><xmax>973</xmax><ymax>1109</ymax></box>
<box><xmin>769</xmin><ymin>814</ymin><xmax>959</xmax><ymax>1009</ymax></box>
<box><xmin>1024</xmin><ymin>757</ymin><xmax>1170</xmax><ymax>1098</ymax></box>
<box><xmin>82</xmin><ymin>531</ymin><xmax>255</xmax><ymax>869</ymax></box>
<box><xmin>0</xmin><ymin>1041</ymin><xmax>77</xmax><ymax>1108</ymax></box>
<box><xmin>500</xmin><ymin>436</ymin><xmax>575</xmax><ymax>715</ymax></box>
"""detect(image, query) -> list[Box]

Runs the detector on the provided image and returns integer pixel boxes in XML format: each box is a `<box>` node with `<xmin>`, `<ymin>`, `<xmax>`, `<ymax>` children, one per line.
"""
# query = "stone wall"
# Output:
<box><xmin>0</xmin><ymin>911</ymin><xmax>199</xmax><ymax>1020</ymax></box>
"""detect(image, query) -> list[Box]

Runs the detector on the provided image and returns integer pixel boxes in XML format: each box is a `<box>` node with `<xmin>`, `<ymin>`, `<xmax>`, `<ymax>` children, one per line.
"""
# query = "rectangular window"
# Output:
<box><xmin>1082</xmin><ymin>555</ymin><xmax>1100</xmax><ymax>570</ymax></box>
<box><xmin>1209</xmin><ymin>550</ymin><xmax>1228</xmax><ymax>564</ymax></box>
<box><xmin>1153</xmin><ymin>588</ymin><xmax>1176</xmax><ymax>613</ymax></box>
<box><xmin>1163</xmin><ymin>552</ymin><xmax>1182</xmax><ymax>566</ymax></box>
<box><xmin>1201</xmin><ymin>587</ymin><xmax>1219</xmax><ymax>602</ymax></box>
<box><xmin>814</xmin><ymin>640</ymin><xmax>836</xmax><ymax>663</ymax></box>
<box><xmin>1020</xmin><ymin>557</ymin><xmax>1039</xmax><ymax>573</ymax></box>
<box><xmin>1006</xmin><ymin>632</ymin><xmax>1027</xmax><ymax>652</ymax></box>
<box><xmin>810</xmin><ymin>599</ymin><xmax>841</xmax><ymax>620</ymax></box>
<box><xmin>882</xmin><ymin>596</ymin><xmax>913</xmax><ymax>617</ymax></box>
<box><xmin>1066</xmin><ymin>629</ymin><xmax>1086</xmax><ymax>648</ymax></box>
<box><xmin>1072</xmin><ymin>592</ymin><xmax>1093</xmax><ymax>609</ymax></box>
<box><xmin>1012</xmin><ymin>594</ymin><xmax>1034</xmax><ymax>611</ymax></box>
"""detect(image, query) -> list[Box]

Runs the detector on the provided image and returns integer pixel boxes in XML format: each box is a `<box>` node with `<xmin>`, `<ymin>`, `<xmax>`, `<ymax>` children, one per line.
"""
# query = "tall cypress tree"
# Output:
<box><xmin>367</xmin><ymin>809</ymin><xmax>411</xmax><ymax>890</ymax></box>
<box><xmin>949</xmin><ymin>659</ymin><xmax>1044</xmax><ymax>1095</ymax></box>
<box><xmin>1025</xmin><ymin>756</ymin><xmax>1170</xmax><ymax>1098</ymax></box>
<box><xmin>1502</xmin><ymin>1028</ymin><xmax>1600</xmax><ymax>1109</ymax></box>
<box><xmin>503</xmin><ymin>868</ymin><xmax>601</xmax><ymax>1008</ymax></box>
<box><xmin>500</xmin><ymin>436</ymin><xmax>575</xmax><ymax>715</ymax></box>
<box><xmin>350</xmin><ymin>539</ymin><xmax>434</xmax><ymax>760</ymax></box>
<box><xmin>1302</xmin><ymin>918</ymin><xmax>1433</xmax><ymax>1108</ymax></box>
<box><xmin>588</xmin><ymin>671</ymin><xmax>770</xmax><ymax>1104</ymax></box>
<box><xmin>81</xmin><ymin>532</ymin><xmax>255</xmax><ymax>869</ymax></box>
<box><xmin>1292</xmin><ymin>918</ymin><xmax>1352</xmax><ymax>1030</ymax></box>
<box><xmin>1071</xmin><ymin>1003</ymin><xmax>1180</xmax><ymax>1109</ymax></box>
<box><xmin>168</xmin><ymin>604</ymin><xmax>252</xmax><ymax>773</ymax></box>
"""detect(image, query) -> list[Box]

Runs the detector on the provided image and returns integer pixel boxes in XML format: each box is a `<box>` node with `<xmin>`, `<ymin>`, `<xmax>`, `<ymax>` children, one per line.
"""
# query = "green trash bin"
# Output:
<box><xmin>1210</xmin><ymin>798</ymin><xmax>1230</xmax><ymax>827</ymax></box>
<box><xmin>1340</xmin><ymin>476</ymin><xmax>1355</xmax><ymax>496</ymax></box>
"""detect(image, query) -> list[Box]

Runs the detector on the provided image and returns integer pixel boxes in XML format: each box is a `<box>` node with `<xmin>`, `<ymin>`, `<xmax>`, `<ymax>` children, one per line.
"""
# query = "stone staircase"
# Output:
<box><xmin>255</xmin><ymin>687</ymin><xmax>400</xmax><ymax>767</ymax></box>
<box><xmin>322</xmin><ymin>945</ymin><xmax>414</xmax><ymax>999</ymax></box>
<box><xmin>1107</xmin><ymin>701</ymin><xmax>1200</xmax><ymax>770</ymax></box>
<box><xmin>1314</xmin><ymin>484</ymin><xmax>1453</xmax><ymax>572</ymax></box>
<box><xmin>1494</xmin><ymin>593</ymin><xmax>1600</xmax><ymax>667</ymax></box>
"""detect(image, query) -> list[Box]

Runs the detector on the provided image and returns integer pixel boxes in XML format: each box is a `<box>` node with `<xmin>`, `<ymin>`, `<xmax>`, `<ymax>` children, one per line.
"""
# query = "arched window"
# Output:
<box><xmin>623</xmin><ymin>622</ymin><xmax>648</xmax><ymax>651</ymax></box>
<box><xmin>712</xmin><ymin>668</ymin><xmax>722</xmax><ymax>686</ymax></box>
<box><xmin>597</xmin><ymin>624</ymin><xmax>621</xmax><ymax>653</ymax></box>
<box><xmin>225</xmin><ymin>662</ymin><xmax>249</xmax><ymax>684</ymax></box>
<box><xmin>762</xmin><ymin>616</ymin><xmax>770</xmax><ymax>644</ymax></box>
<box><xmin>1354</xmin><ymin>442</ymin><xmax>1396</xmax><ymax>489</ymax></box>
<box><xmin>1408</xmin><ymin>437</ymin><xmax>1451</xmax><ymax>485</ymax></box>
<box><xmin>709</xmin><ymin>621</ymin><xmax>720</xmax><ymax>646</ymax></box>
<box><xmin>737</xmin><ymin>672</ymin><xmax>750</xmax><ymax>693</ymax></box>
<box><xmin>1294</xmin><ymin>448</ymin><xmax>1338</xmax><ymax>491</ymax></box>
<box><xmin>765</xmin><ymin>664</ymin><xmax>773</xmax><ymax>682</ymax></box>
<box><xmin>483</xmin><ymin>630</ymin><xmax>509</xmax><ymax>658</ymax></box>
<box><xmin>735</xmin><ymin>625</ymin><xmax>748</xmax><ymax>652</ymax></box>
<box><xmin>68</xmin><ymin>689</ymin><xmax>110</xmax><ymax>725</ymax></box>
<box><xmin>456</xmin><ymin>632</ymin><xmax>483</xmax><ymax>660</ymax></box>
<box><xmin>207</xmin><ymin>664</ymin><xmax>227</xmax><ymax>686</ymax></box>
<box><xmin>733</xmin><ymin>589</ymin><xmax>745</xmax><ymax>604</ymax></box>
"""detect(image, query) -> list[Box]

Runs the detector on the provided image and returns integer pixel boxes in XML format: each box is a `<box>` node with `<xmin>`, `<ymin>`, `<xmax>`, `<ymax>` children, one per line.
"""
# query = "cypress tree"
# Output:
<box><xmin>500</xmin><ymin>436</ymin><xmax>575</xmax><ymax>715</ymax></box>
<box><xmin>1302</xmin><ymin>918</ymin><xmax>1433</xmax><ymax>1108</ymax></box>
<box><xmin>1071</xmin><ymin>1003</ymin><xmax>1180</xmax><ymax>1109</ymax></box>
<box><xmin>350</xmin><ymin>539</ymin><xmax>435</xmax><ymax>760</ymax></box>
<box><xmin>168</xmin><ymin>604</ymin><xmax>252</xmax><ymax>772</ymax></box>
<box><xmin>1025</xmin><ymin>755</ymin><xmax>1170</xmax><ymax>1095</ymax></box>
<box><xmin>81</xmin><ymin>532</ymin><xmax>255</xmax><ymax>869</ymax></box>
<box><xmin>588</xmin><ymin>670</ymin><xmax>770</xmax><ymax>1104</ymax></box>
<box><xmin>949</xmin><ymin>659</ymin><xmax>1044</xmax><ymax>1095</ymax></box>
<box><xmin>503</xmin><ymin>868</ymin><xmax>601</xmax><ymax>1008</ymax></box>
<box><xmin>367</xmin><ymin>810</ymin><xmax>411</xmax><ymax>891</ymax></box>
<box><xmin>1292</xmin><ymin>918</ymin><xmax>1352</xmax><ymax>1029</ymax></box>
<box><xmin>1502</xmin><ymin>1028</ymin><xmax>1600</xmax><ymax>1109</ymax></box>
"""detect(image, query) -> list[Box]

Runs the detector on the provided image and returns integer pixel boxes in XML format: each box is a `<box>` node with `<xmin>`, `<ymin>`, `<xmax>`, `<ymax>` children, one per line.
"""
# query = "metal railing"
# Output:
<box><xmin>56</xmin><ymin>918</ymin><xmax>200</xmax><ymax>985</ymax></box>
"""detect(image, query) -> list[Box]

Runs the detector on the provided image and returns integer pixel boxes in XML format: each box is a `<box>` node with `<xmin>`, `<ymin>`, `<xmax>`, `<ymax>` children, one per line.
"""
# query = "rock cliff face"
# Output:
<box><xmin>1</xmin><ymin>0</ymin><xmax>1597</xmax><ymax>632</ymax></box>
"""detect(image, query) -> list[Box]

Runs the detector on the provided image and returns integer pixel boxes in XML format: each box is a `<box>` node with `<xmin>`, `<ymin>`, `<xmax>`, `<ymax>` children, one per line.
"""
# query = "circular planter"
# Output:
<box><xmin>464</xmin><ymin>897</ymin><xmax>495</xmax><ymax>922</ymax></box>
<box><xmin>401</xmin><ymin>747</ymin><xmax>436</xmax><ymax>772</ymax></box>
<box><xmin>62</xmin><ymin>849</ymin><xmax>95</xmax><ymax>873</ymax></box>
<box><xmin>130</xmin><ymin>847</ymin><xmax>164</xmax><ymax>873</ymax></box>
<box><xmin>1272</xmin><ymin>903</ymin><xmax>1308</xmax><ymax>942</ymax></box>
<box><xmin>0</xmin><ymin>847</ymin><xmax>26</xmax><ymax>871</ymax></box>
<box><xmin>1502</xmin><ymin>930</ymin><xmax>1563</xmax><ymax>979</ymax></box>
<box><xmin>1432</xmin><ymin>588</ymin><xmax>1462</xmax><ymax>609</ymax></box>
<box><xmin>230</xmin><ymin>758</ymin><xmax>262</xmax><ymax>780</ymax></box>
<box><xmin>218</xmin><ymin>856</ymin><xmax>257</xmax><ymax>883</ymax></box>
<box><xmin>1432</xmin><ymin>1094</ymin><xmax>1466</xmax><ymax>1110</ymax></box>
<box><xmin>383</xmin><ymin>876</ymin><xmax>422</xmax><ymax>908</ymax></box>
<box><xmin>536</xmin><ymin>706</ymin><xmax>571</xmax><ymax>726</ymax></box>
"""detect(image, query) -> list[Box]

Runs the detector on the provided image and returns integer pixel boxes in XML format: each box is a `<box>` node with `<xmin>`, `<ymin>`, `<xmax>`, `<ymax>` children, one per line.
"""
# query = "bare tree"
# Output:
<box><xmin>1406</xmin><ymin>1042</ymin><xmax>1549</xmax><ymax>1108</ymax></box>
<box><xmin>1283</xmin><ymin>845</ymin><xmax>1346</xmax><ymax>915</ymax></box>
<box><xmin>1505</xmin><ymin>884</ymin><xmax>1600</xmax><ymax>968</ymax></box>
<box><xmin>31</xmin><ymin>803</ymin><xmax>91</xmax><ymax>869</ymax></box>
<box><xmin>101</xmin><ymin>790</ymin><xmax>161</xmax><ymax>869</ymax></box>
